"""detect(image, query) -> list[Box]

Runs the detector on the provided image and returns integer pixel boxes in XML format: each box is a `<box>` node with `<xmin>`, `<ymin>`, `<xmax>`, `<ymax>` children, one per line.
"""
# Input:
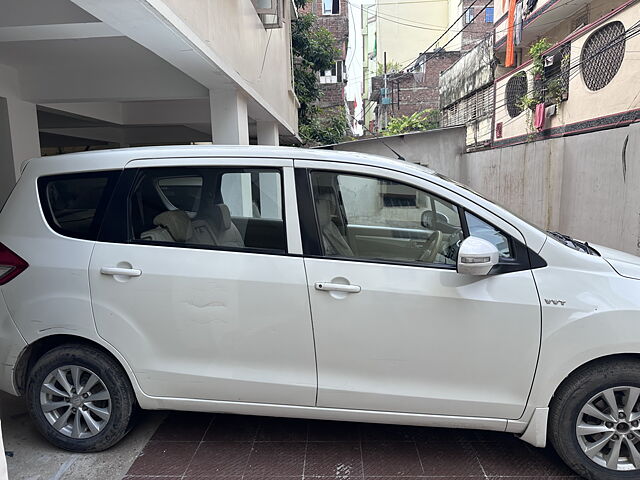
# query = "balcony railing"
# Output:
<box><xmin>492</xmin><ymin>0</ymin><xmax>640</xmax><ymax>146</ymax></box>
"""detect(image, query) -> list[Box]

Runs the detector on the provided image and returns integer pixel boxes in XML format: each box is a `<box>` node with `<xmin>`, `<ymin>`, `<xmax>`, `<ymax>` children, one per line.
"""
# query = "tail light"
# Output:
<box><xmin>0</xmin><ymin>243</ymin><xmax>28</xmax><ymax>285</ymax></box>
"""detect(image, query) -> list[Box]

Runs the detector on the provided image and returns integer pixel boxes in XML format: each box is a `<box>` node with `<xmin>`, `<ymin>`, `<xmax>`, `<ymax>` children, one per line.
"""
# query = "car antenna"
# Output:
<box><xmin>348</xmin><ymin>113</ymin><xmax>406</xmax><ymax>161</ymax></box>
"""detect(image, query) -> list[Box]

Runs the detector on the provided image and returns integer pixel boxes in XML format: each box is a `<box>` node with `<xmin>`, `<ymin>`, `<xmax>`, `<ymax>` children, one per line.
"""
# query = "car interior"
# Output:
<box><xmin>310</xmin><ymin>171</ymin><xmax>464</xmax><ymax>265</ymax></box>
<box><xmin>130</xmin><ymin>168</ymin><xmax>286</xmax><ymax>252</ymax></box>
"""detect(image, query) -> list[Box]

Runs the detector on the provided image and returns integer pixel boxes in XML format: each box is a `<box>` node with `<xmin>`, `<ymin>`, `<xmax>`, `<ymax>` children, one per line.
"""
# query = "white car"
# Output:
<box><xmin>0</xmin><ymin>146</ymin><xmax>639</xmax><ymax>479</ymax></box>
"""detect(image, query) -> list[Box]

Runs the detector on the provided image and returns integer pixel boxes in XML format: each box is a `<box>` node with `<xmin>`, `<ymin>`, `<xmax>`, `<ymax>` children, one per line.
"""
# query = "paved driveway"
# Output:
<box><xmin>1</xmin><ymin>392</ymin><xmax>163</xmax><ymax>480</ymax></box>
<box><xmin>124</xmin><ymin>412</ymin><xmax>579</xmax><ymax>479</ymax></box>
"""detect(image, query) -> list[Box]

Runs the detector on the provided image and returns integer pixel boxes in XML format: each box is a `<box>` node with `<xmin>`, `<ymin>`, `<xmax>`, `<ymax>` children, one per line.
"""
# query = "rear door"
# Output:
<box><xmin>89</xmin><ymin>158</ymin><xmax>317</xmax><ymax>405</ymax></box>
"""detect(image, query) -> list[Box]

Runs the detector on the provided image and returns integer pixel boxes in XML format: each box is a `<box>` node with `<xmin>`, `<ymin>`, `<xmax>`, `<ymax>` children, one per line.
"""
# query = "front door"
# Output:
<box><xmin>298</xmin><ymin>163</ymin><xmax>541</xmax><ymax>419</ymax></box>
<box><xmin>89</xmin><ymin>160</ymin><xmax>317</xmax><ymax>405</ymax></box>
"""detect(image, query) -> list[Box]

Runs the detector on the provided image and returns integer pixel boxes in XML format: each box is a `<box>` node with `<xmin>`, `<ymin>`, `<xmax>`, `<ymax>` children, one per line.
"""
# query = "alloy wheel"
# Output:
<box><xmin>576</xmin><ymin>386</ymin><xmax>640</xmax><ymax>471</ymax></box>
<box><xmin>39</xmin><ymin>365</ymin><xmax>112</xmax><ymax>439</ymax></box>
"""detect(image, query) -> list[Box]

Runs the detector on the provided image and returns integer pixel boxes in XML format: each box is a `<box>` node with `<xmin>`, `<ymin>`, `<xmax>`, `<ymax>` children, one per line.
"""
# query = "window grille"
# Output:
<box><xmin>581</xmin><ymin>21</ymin><xmax>625</xmax><ymax>91</ymax></box>
<box><xmin>442</xmin><ymin>86</ymin><xmax>494</xmax><ymax>127</ymax></box>
<box><xmin>505</xmin><ymin>73</ymin><xmax>527</xmax><ymax>118</ymax></box>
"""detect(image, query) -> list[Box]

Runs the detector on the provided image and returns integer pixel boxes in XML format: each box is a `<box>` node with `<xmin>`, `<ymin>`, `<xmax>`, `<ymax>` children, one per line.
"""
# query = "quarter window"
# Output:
<box><xmin>129</xmin><ymin>167</ymin><xmax>286</xmax><ymax>252</ymax></box>
<box><xmin>310</xmin><ymin>171</ymin><xmax>463</xmax><ymax>266</ymax></box>
<box><xmin>465</xmin><ymin>211</ymin><xmax>512</xmax><ymax>258</ymax></box>
<box><xmin>38</xmin><ymin>171</ymin><xmax>119</xmax><ymax>240</ymax></box>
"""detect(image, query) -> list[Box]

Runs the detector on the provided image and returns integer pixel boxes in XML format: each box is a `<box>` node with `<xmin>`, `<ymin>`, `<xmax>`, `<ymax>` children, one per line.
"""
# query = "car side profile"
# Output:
<box><xmin>1</xmin><ymin>146</ymin><xmax>640</xmax><ymax>480</ymax></box>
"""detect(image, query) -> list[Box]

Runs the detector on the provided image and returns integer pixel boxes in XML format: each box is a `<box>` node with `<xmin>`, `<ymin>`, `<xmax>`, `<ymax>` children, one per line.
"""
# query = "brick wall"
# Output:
<box><xmin>461</xmin><ymin>0</ymin><xmax>493</xmax><ymax>52</ymax></box>
<box><xmin>371</xmin><ymin>52</ymin><xmax>461</xmax><ymax>118</ymax></box>
<box><xmin>300</xmin><ymin>0</ymin><xmax>349</xmax><ymax>110</ymax></box>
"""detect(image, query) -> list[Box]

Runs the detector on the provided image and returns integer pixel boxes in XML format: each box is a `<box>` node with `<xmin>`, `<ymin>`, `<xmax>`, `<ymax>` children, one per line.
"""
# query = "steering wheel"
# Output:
<box><xmin>419</xmin><ymin>230</ymin><xmax>443</xmax><ymax>264</ymax></box>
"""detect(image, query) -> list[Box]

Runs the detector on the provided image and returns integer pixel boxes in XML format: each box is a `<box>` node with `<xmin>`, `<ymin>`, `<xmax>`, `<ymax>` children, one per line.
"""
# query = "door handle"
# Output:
<box><xmin>100</xmin><ymin>267</ymin><xmax>142</xmax><ymax>277</ymax></box>
<box><xmin>315</xmin><ymin>282</ymin><xmax>361</xmax><ymax>293</ymax></box>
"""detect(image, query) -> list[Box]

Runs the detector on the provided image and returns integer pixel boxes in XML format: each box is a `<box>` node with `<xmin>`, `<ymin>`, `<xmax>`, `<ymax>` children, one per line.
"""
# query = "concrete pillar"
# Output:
<box><xmin>210</xmin><ymin>88</ymin><xmax>249</xmax><ymax>145</ymax></box>
<box><xmin>257</xmin><ymin>120</ymin><xmax>280</xmax><ymax>146</ymax></box>
<box><xmin>0</xmin><ymin>97</ymin><xmax>41</xmax><ymax>205</ymax></box>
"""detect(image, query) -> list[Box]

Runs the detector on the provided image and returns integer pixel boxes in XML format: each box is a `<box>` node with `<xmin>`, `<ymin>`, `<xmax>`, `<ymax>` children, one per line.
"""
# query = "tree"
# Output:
<box><xmin>291</xmin><ymin>5</ymin><xmax>348</xmax><ymax>145</ymax></box>
<box><xmin>376</xmin><ymin>61</ymin><xmax>402</xmax><ymax>75</ymax></box>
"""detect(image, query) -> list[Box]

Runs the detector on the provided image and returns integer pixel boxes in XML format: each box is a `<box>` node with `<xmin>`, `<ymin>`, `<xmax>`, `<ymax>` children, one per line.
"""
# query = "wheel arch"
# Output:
<box><xmin>14</xmin><ymin>334</ymin><xmax>142</xmax><ymax>403</ymax></box>
<box><xmin>518</xmin><ymin>353</ymin><xmax>640</xmax><ymax>448</ymax></box>
<box><xmin>549</xmin><ymin>353</ymin><xmax>640</xmax><ymax>409</ymax></box>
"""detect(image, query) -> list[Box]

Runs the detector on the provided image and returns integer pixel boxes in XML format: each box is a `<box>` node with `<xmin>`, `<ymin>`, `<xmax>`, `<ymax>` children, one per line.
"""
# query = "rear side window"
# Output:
<box><xmin>38</xmin><ymin>171</ymin><xmax>120</xmax><ymax>240</ymax></box>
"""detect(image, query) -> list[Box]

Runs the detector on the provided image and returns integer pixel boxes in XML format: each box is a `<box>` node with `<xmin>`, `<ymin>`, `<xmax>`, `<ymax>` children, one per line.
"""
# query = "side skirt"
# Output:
<box><xmin>139</xmin><ymin>395</ymin><xmax>509</xmax><ymax>432</ymax></box>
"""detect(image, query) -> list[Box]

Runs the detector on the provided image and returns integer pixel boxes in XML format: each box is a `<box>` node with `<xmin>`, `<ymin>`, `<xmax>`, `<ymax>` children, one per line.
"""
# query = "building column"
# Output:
<box><xmin>209</xmin><ymin>88</ymin><xmax>249</xmax><ymax>145</ymax></box>
<box><xmin>0</xmin><ymin>97</ymin><xmax>40</xmax><ymax>205</ymax></box>
<box><xmin>256</xmin><ymin>120</ymin><xmax>279</xmax><ymax>146</ymax></box>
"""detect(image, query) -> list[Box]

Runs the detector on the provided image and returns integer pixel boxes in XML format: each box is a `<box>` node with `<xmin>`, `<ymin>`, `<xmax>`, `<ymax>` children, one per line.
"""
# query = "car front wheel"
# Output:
<box><xmin>550</xmin><ymin>359</ymin><xmax>640</xmax><ymax>479</ymax></box>
<box><xmin>26</xmin><ymin>344</ymin><xmax>134</xmax><ymax>452</ymax></box>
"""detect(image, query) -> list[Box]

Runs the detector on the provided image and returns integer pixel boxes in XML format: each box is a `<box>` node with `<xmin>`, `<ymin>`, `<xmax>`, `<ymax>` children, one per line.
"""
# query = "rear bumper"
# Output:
<box><xmin>0</xmin><ymin>290</ymin><xmax>26</xmax><ymax>396</ymax></box>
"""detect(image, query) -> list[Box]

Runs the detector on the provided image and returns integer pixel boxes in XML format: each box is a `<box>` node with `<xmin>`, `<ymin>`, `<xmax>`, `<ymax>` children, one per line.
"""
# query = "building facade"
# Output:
<box><xmin>301</xmin><ymin>0</ymin><xmax>350</xmax><ymax>112</ymax></box>
<box><xmin>362</xmin><ymin>0</ymin><xmax>494</xmax><ymax>132</ymax></box>
<box><xmin>440</xmin><ymin>35</ymin><xmax>495</xmax><ymax>149</ymax></box>
<box><xmin>0</xmin><ymin>0</ymin><xmax>300</xmax><ymax>204</ymax></box>
<box><xmin>492</xmin><ymin>0</ymin><xmax>640</xmax><ymax>147</ymax></box>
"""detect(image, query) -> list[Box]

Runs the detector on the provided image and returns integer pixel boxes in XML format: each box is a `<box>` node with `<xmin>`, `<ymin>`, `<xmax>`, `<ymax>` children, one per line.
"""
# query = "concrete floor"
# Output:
<box><xmin>0</xmin><ymin>392</ymin><xmax>164</xmax><ymax>480</ymax></box>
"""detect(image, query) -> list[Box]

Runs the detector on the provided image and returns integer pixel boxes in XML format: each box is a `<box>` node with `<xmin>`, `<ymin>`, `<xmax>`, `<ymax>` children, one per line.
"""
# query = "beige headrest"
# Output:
<box><xmin>153</xmin><ymin>210</ymin><xmax>193</xmax><ymax>242</ymax></box>
<box><xmin>316</xmin><ymin>198</ymin><xmax>333</xmax><ymax>227</ymax></box>
<box><xmin>212</xmin><ymin>204</ymin><xmax>232</xmax><ymax>231</ymax></box>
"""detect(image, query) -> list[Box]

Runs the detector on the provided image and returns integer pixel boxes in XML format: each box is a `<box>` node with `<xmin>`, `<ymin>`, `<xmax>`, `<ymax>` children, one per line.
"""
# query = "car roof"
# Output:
<box><xmin>26</xmin><ymin>145</ymin><xmax>435</xmax><ymax>177</ymax></box>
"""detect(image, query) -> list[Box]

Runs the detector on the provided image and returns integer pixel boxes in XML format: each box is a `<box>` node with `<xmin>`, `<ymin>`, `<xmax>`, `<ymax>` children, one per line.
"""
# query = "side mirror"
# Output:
<box><xmin>457</xmin><ymin>236</ymin><xmax>500</xmax><ymax>276</ymax></box>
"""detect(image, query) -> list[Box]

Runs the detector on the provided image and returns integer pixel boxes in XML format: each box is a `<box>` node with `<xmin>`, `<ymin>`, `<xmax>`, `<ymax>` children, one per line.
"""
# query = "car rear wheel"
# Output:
<box><xmin>549</xmin><ymin>359</ymin><xmax>640</xmax><ymax>480</ymax></box>
<box><xmin>26</xmin><ymin>344</ymin><xmax>134</xmax><ymax>452</ymax></box>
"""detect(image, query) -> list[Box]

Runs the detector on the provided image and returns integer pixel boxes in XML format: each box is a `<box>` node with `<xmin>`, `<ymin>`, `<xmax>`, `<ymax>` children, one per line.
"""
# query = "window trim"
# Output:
<box><xmin>322</xmin><ymin>0</ymin><xmax>340</xmax><ymax>15</ymax></box>
<box><xmin>98</xmin><ymin>166</ymin><xmax>289</xmax><ymax>255</ymax></box>
<box><xmin>37</xmin><ymin>170</ymin><xmax>121</xmax><ymax>241</ymax></box>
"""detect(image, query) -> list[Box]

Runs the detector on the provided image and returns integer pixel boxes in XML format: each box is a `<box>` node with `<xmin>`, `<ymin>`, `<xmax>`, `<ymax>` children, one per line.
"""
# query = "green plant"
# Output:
<box><xmin>292</xmin><ymin>12</ymin><xmax>341</xmax><ymax>144</ymax></box>
<box><xmin>546</xmin><ymin>77</ymin><xmax>566</xmax><ymax>105</ymax></box>
<box><xmin>383</xmin><ymin>109</ymin><xmax>440</xmax><ymax>136</ymax></box>
<box><xmin>528</xmin><ymin>37</ymin><xmax>552</xmax><ymax>78</ymax></box>
<box><xmin>299</xmin><ymin>108</ymin><xmax>349</xmax><ymax>145</ymax></box>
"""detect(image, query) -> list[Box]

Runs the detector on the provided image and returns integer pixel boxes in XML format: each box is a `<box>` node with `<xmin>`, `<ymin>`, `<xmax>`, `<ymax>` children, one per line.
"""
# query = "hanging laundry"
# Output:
<box><xmin>514</xmin><ymin>1</ymin><xmax>523</xmax><ymax>46</ymax></box>
<box><xmin>525</xmin><ymin>0</ymin><xmax>537</xmax><ymax>15</ymax></box>
<box><xmin>534</xmin><ymin>103</ymin><xmax>546</xmax><ymax>131</ymax></box>
<box><xmin>505</xmin><ymin>0</ymin><xmax>517</xmax><ymax>67</ymax></box>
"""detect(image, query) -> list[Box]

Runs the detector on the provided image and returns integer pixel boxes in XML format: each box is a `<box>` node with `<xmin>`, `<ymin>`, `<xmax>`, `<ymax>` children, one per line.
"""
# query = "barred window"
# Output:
<box><xmin>506</xmin><ymin>72</ymin><xmax>528</xmax><ymax>118</ymax></box>
<box><xmin>581</xmin><ymin>21</ymin><xmax>626</xmax><ymax>91</ymax></box>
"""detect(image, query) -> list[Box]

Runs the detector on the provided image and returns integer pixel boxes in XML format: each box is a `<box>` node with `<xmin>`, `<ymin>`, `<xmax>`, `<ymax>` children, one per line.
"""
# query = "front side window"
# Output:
<box><xmin>310</xmin><ymin>171</ymin><xmax>463</xmax><ymax>266</ymax></box>
<box><xmin>38</xmin><ymin>171</ymin><xmax>119</xmax><ymax>240</ymax></box>
<box><xmin>129</xmin><ymin>167</ymin><xmax>285</xmax><ymax>252</ymax></box>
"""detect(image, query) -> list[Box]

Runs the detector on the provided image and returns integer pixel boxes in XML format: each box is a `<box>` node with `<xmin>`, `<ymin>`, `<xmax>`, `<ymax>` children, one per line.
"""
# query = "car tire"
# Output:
<box><xmin>549</xmin><ymin>358</ymin><xmax>640</xmax><ymax>479</ymax></box>
<box><xmin>26</xmin><ymin>344</ymin><xmax>135</xmax><ymax>452</ymax></box>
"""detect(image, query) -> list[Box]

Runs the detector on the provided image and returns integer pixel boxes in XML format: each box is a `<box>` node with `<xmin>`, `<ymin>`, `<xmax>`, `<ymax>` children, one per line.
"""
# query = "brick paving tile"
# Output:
<box><xmin>127</xmin><ymin>440</ymin><xmax>199</xmax><ymax>476</ymax></box>
<box><xmin>304</xmin><ymin>441</ymin><xmax>363</xmax><ymax>477</ymax></box>
<box><xmin>125</xmin><ymin>413</ymin><xmax>580</xmax><ymax>479</ymax></box>
<box><xmin>245</xmin><ymin>442</ymin><xmax>307</xmax><ymax>477</ymax></box>
<box><xmin>152</xmin><ymin>412</ymin><xmax>215</xmax><ymax>442</ymax></box>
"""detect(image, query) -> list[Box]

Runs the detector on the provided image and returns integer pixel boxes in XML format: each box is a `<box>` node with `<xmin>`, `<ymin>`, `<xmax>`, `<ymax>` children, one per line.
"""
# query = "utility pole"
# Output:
<box><xmin>383</xmin><ymin>51</ymin><xmax>388</xmax><ymax>130</ymax></box>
